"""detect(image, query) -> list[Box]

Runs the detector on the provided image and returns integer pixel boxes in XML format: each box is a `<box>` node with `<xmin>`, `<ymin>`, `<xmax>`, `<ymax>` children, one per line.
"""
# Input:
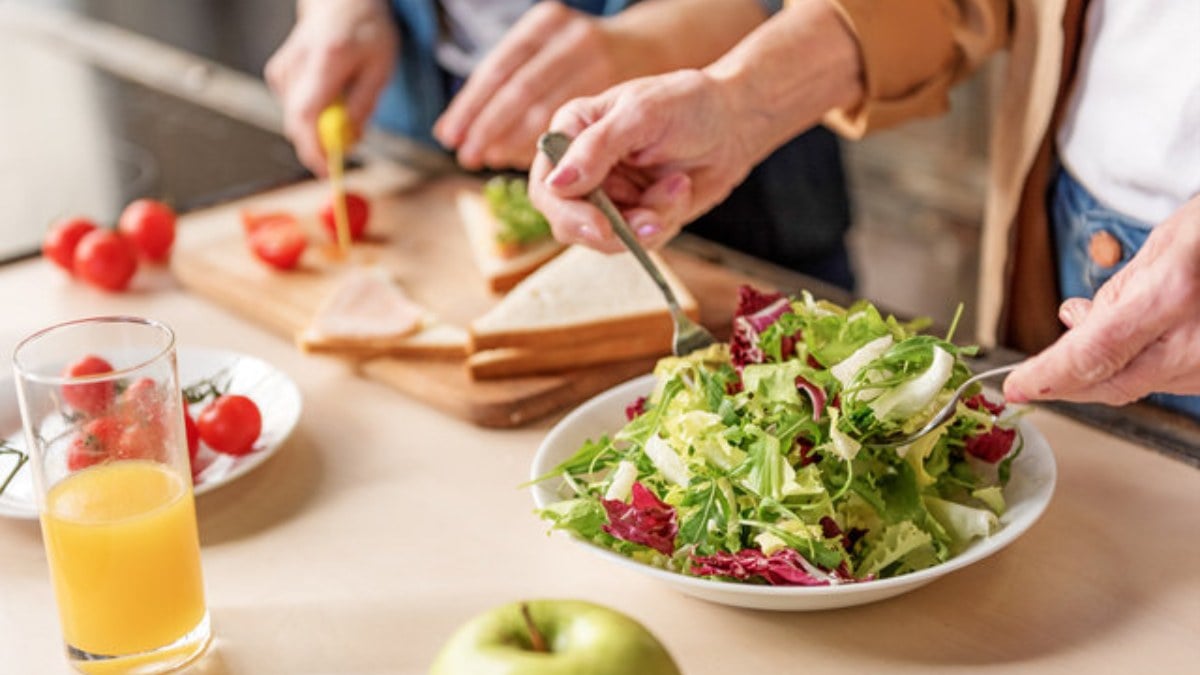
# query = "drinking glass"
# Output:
<box><xmin>13</xmin><ymin>316</ymin><xmax>211</xmax><ymax>673</ymax></box>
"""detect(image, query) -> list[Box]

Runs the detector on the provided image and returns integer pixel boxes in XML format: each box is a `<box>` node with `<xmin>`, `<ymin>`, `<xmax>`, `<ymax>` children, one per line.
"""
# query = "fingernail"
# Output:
<box><xmin>637</xmin><ymin>223</ymin><xmax>661</xmax><ymax>239</ymax></box>
<box><xmin>459</xmin><ymin>142</ymin><xmax>479</xmax><ymax>162</ymax></box>
<box><xmin>578</xmin><ymin>224</ymin><xmax>599</xmax><ymax>240</ymax></box>
<box><xmin>547</xmin><ymin>165</ymin><xmax>579</xmax><ymax>188</ymax></box>
<box><xmin>1005</xmin><ymin>384</ymin><xmax>1029</xmax><ymax>404</ymax></box>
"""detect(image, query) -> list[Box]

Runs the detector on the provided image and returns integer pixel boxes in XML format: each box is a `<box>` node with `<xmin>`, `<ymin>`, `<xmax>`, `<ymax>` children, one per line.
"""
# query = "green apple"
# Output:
<box><xmin>430</xmin><ymin>599</ymin><xmax>682</xmax><ymax>675</ymax></box>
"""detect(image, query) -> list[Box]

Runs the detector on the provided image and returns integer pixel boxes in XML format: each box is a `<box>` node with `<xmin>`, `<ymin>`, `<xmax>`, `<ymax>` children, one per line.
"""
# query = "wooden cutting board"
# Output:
<box><xmin>172</xmin><ymin>162</ymin><xmax>762</xmax><ymax>427</ymax></box>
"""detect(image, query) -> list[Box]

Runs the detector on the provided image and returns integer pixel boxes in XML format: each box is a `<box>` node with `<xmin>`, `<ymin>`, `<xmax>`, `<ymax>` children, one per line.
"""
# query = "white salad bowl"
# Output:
<box><xmin>530</xmin><ymin>374</ymin><xmax>1057</xmax><ymax>611</ymax></box>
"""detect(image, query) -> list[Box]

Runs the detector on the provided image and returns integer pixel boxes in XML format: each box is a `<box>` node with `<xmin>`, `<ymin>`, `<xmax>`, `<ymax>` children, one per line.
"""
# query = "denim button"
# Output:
<box><xmin>1087</xmin><ymin>230</ymin><xmax>1122</xmax><ymax>268</ymax></box>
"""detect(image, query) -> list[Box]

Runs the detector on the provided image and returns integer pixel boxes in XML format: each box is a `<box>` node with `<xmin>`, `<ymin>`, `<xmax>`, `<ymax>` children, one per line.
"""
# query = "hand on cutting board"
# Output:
<box><xmin>265</xmin><ymin>0</ymin><xmax>396</xmax><ymax>175</ymax></box>
<box><xmin>1005</xmin><ymin>195</ymin><xmax>1200</xmax><ymax>405</ymax></box>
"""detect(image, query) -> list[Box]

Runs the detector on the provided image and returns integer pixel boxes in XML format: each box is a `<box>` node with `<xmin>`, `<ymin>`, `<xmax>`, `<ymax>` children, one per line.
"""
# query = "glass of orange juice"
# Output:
<box><xmin>13</xmin><ymin>316</ymin><xmax>211</xmax><ymax>674</ymax></box>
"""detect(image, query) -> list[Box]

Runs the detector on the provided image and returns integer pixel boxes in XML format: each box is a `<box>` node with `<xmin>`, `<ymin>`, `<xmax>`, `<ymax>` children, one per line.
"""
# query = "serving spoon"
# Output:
<box><xmin>537</xmin><ymin>131</ymin><xmax>717</xmax><ymax>356</ymax></box>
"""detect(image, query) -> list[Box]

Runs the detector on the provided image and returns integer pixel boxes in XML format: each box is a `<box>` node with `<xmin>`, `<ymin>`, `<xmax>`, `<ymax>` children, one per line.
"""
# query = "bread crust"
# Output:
<box><xmin>467</xmin><ymin>331</ymin><xmax>670</xmax><ymax>379</ymax></box>
<box><xmin>456</xmin><ymin>190</ymin><xmax>565</xmax><ymax>293</ymax></box>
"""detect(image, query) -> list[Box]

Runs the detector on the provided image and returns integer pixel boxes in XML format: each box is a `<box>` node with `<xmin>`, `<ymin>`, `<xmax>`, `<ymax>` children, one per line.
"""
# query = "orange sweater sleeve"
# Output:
<box><xmin>817</xmin><ymin>0</ymin><xmax>1011</xmax><ymax>138</ymax></box>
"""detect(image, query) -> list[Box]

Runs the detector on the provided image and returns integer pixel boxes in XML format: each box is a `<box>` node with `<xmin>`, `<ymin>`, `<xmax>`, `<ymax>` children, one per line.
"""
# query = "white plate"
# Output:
<box><xmin>0</xmin><ymin>347</ymin><xmax>302</xmax><ymax>520</ymax></box>
<box><xmin>530</xmin><ymin>374</ymin><xmax>1056</xmax><ymax>611</ymax></box>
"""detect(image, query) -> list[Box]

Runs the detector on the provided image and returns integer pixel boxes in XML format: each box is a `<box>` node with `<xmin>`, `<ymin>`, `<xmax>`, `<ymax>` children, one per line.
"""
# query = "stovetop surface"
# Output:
<box><xmin>1</xmin><ymin>2</ymin><xmax>305</xmax><ymax>263</ymax></box>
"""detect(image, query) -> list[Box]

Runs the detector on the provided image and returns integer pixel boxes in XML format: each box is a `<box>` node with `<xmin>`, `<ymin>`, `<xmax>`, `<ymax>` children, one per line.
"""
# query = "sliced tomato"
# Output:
<box><xmin>241</xmin><ymin>210</ymin><xmax>300</xmax><ymax>236</ymax></box>
<box><xmin>319</xmin><ymin>192</ymin><xmax>370</xmax><ymax>242</ymax></box>
<box><xmin>43</xmin><ymin>217</ymin><xmax>99</xmax><ymax>274</ymax></box>
<box><xmin>247</xmin><ymin>219</ymin><xmax>308</xmax><ymax>270</ymax></box>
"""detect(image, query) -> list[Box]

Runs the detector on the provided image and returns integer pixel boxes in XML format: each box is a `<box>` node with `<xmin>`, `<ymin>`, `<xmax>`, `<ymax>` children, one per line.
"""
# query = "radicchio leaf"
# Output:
<box><xmin>820</xmin><ymin>515</ymin><xmax>866</xmax><ymax>552</ymax></box>
<box><xmin>730</xmin><ymin>287</ymin><xmax>792</xmax><ymax>370</ymax></box>
<box><xmin>690</xmin><ymin>548</ymin><xmax>836</xmax><ymax>586</ymax></box>
<box><xmin>963</xmin><ymin>394</ymin><xmax>1016</xmax><ymax>462</ymax></box>
<box><xmin>797</xmin><ymin>438</ymin><xmax>821</xmax><ymax>467</ymax></box>
<box><xmin>730</xmin><ymin>320</ymin><xmax>763</xmax><ymax>371</ymax></box>
<box><xmin>965</xmin><ymin>393</ymin><xmax>1006</xmax><ymax>416</ymax></box>
<box><xmin>795</xmin><ymin>375</ymin><xmax>827</xmax><ymax>421</ymax></box>
<box><xmin>601</xmin><ymin>482</ymin><xmax>678</xmax><ymax>556</ymax></box>
<box><xmin>624</xmin><ymin>396</ymin><xmax>648</xmax><ymax>421</ymax></box>
<box><xmin>966</xmin><ymin>426</ymin><xmax>1018</xmax><ymax>463</ymax></box>
<box><xmin>734</xmin><ymin>285</ymin><xmax>785</xmax><ymax>318</ymax></box>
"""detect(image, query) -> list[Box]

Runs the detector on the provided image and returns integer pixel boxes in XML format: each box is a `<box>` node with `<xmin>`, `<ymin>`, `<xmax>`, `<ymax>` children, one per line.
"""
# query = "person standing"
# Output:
<box><xmin>265</xmin><ymin>0</ymin><xmax>859</xmax><ymax>288</ymax></box>
<box><xmin>526</xmin><ymin>0</ymin><xmax>1200</xmax><ymax>411</ymax></box>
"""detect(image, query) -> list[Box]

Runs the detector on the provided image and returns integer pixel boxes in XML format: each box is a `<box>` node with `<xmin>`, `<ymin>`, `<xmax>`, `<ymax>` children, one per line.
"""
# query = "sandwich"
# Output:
<box><xmin>297</xmin><ymin>267</ymin><xmax>468</xmax><ymax>359</ymax></box>
<box><xmin>456</xmin><ymin>176</ymin><xmax>565</xmax><ymax>293</ymax></box>
<box><xmin>467</xmin><ymin>245</ymin><xmax>699</xmax><ymax>379</ymax></box>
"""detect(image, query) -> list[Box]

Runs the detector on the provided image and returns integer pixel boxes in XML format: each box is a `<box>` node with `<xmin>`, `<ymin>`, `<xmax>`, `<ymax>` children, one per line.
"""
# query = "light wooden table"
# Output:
<box><xmin>1</xmin><ymin>257</ymin><xmax>1197</xmax><ymax>675</ymax></box>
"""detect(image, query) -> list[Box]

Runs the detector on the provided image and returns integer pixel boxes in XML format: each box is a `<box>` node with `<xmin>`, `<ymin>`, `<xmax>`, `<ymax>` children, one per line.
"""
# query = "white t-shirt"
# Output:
<box><xmin>436</xmin><ymin>0</ymin><xmax>535</xmax><ymax>78</ymax></box>
<box><xmin>1057</xmin><ymin>0</ymin><xmax>1200</xmax><ymax>226</ymax></box>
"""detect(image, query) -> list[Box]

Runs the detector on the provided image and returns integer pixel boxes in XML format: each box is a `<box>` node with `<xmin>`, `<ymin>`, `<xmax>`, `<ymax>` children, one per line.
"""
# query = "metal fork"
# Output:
<box><xmin>537</xmin><ymin>131</ymin><xmax>717</xmax><ymax>356</ymax></box>
<box><xmin>864</xmin><ymin>364</ymin><xmax>1020</xmax><ymax>449</ymax></box>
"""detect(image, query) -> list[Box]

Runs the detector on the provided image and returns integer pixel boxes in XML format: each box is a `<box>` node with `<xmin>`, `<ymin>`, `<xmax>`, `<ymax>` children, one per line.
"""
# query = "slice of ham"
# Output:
<box><xmin>306</xmin><ymin>268</ymin><xmax>424</xmax><ymax>342</ymax></box>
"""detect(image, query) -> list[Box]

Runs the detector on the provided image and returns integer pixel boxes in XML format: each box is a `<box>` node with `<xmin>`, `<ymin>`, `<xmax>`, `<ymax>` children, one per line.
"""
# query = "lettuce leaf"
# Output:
<box><xmin>857</xmin><ymin>520</ymin><xmax>936</xmax><ymax>578</ymax></box>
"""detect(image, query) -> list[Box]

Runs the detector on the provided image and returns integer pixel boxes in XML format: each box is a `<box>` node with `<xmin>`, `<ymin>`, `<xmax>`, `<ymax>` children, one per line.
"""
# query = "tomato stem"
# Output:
<box><xmin>182</xmin><ymin>368</ymin><xmax>232</xmax><ymax>405</ymax></box>
<box><xmin>0</xmin><ymin>442</ymin><xmax>29</xmax><ymax>496</ymax></box>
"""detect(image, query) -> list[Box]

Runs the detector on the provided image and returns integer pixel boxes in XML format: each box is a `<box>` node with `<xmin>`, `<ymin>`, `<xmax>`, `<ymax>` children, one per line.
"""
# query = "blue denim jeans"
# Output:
<box><xmin>1050</xmin><ymin>167</ymin><xmax>1200</xmax><ymax>418</ymax></box>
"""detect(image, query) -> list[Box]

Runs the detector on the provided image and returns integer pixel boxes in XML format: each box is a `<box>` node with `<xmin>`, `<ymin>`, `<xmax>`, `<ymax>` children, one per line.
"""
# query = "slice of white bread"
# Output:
<box><xmin>297</xmin><ymin>267</ymin><xmax>469</xmax><ymax>359</ymax></box>
<box><xmin>468</xmin><ymin>245</ymin><xmax>699</xmax><ymax>369</ymax></box>
<box><xmin>467</xmin><ymin>333</ymin><xmax>665</xmax><ymax>380</ymax></box>
<box><xmin>456</xmin><ymin>189</ymin><xmax>565</xmax><ymax>293</ymax></box>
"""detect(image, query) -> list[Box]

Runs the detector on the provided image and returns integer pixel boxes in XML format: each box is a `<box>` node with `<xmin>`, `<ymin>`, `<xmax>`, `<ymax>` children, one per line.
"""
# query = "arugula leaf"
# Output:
<box><xmin>528</xmin><ymin>436</ymin><xmax>616</xmax><ymax>485</ymax></box>
<box><xmin>678</xmin><ymin>480</ymin><xmax>722</xmax><ymax>550</ymax></box>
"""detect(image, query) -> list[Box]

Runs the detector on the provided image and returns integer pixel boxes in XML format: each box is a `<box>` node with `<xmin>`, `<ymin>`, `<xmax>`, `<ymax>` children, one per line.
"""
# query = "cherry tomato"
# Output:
<box><xmin>61</xmin><ymin>355</ymin><xmax>115</xmax><ymax>416</ymax></box>
<box><xmin>196</xmin><ymin>395</ymin><xmax>262</xmax><ymax>456</ymax></box>
<box><xmin>247</xmin><ymin>220</ymin><xmax>307</xmax><ymax>270</ymax></box>
<box><xmin>184</xmin><ymin>408</ymin><xmax>200</xmax><ymax>463</ymax></box>
<box><xmin>118</xmin><ymin>199</ymin><xmax>176</xmax><ymax>263</ymax></box>
<box><xmin>114</xmin><ymin>421</ymin><xmax>163</xmax><ymax>461</ymax></box>
<box><xmin>43</xmin><ymin>217</ymin><xmax>99</xmax><ymax>274</ymax></box>
<box><xmin>241</xmin><ymin>210</ymin><xmax>299</xmax><ymax>236</ymax></box>
<box><xmin>318</xmin><ymin>192</ymin><xmax>370</xmax><ymax>242</ymax></box>
<box><xmin>74</xmin><ymin>230</ymin><xmax>138</xmax><ymax>292</ymax></box>
<box><xmin>117</xmin><ymin>377</ymin><xmax>162</xmax><ymax>423</ymax></box>
<box><xmin>67</xmin><ymin>416</ymin><xmax>122</xmax><ymax>471</ymax></box>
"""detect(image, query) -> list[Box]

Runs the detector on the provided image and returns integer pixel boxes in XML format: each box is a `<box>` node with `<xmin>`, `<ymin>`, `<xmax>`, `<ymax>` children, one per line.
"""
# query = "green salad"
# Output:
<box><xmin>483</xmin><ymin>175</ymin><xmax>552</xmax><ymax>248</ymax></box>
<box><xmin>536</xmin><ymin>287</ymin><xmax>1022</xmax><ymax>586</ymax></box>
